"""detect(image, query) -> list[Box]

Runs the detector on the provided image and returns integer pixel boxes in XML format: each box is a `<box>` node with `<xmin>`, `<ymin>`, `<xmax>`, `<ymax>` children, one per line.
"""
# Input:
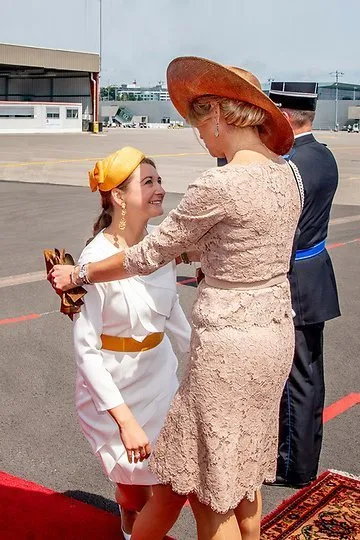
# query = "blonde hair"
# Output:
<box><xmin>188</xmin><ymin>95</ymin><xmax>266</xmax><ymax>128</ymax></box>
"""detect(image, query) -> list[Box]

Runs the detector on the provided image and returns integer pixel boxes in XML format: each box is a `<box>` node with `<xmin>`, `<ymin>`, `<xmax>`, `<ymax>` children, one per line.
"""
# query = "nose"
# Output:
<box><xmin>156</xmin><ymin>183</ymin><xmax>165</xmax><ymax>196</ymax></box>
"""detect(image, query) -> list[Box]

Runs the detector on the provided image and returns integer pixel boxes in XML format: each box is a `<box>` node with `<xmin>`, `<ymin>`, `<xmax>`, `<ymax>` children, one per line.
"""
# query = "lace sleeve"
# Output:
<box><xmin>124</xmin><ymin>169</ymin><xmax>226</xmax><ymax>275</ymax></box>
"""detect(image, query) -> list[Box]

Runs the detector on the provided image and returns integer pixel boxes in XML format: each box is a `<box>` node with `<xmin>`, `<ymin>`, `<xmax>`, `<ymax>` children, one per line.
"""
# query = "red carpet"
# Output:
<box><xmin>0</xmin><ymin>471</ymin><xmax>176</xmax><ymax>539</ymax></box>
<box><xmin>0</xmin><ymin>470</ymin><xmax>123</xmax><ymax>539</ymax></box>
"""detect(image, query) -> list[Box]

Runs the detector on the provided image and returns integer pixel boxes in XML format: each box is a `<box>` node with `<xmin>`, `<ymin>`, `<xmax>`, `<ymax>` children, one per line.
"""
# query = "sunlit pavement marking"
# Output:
<box><xmin>0</xmin><ymin>152</ymin><xmax>207</xmax><ymax>168</ymax></box>
<box><xmin>323</xmin><ymin>393</ymin><xmax>360</xmax><ymax>423</ymax></box>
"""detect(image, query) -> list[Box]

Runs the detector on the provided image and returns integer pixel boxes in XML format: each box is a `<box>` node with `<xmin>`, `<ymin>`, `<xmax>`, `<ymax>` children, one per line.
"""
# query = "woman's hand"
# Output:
<box><xmin>119</xmin><ymin>416</ymin><xmax>152</xmax><ymax>463</ymax></box>
<box><xmin>109</xmin><ymin>404</ymin><xmax>151</xmax><ymax>463</ymax></box>
<box><xmin>48</xmin><ymin>264</ymin><xmax>76</xmax><ymax>291</ymax></box>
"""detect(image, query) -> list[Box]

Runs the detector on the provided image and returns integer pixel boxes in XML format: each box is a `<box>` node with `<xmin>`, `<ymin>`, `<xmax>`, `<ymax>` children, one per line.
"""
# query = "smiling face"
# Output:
<box><xmin>112</xmin><ymin>161</ymin><xmax>165</xmax><ymax>222</ymax></box>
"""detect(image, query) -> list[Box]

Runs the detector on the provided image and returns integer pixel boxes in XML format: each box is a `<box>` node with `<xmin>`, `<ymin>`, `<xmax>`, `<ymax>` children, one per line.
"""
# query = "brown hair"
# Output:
<box><xmin>87</xmin><ymin>157</ymin><xmax>156</xmax><ymax>244</ymax></box>
<box><xmin>282</xmin><ymin>109</ymin><xmax>315</xmax><ymax>129</ymax></box>
<box><xmin>188</xmin><ymin>95</ymin><xmax>266</xmax><ymax>128</ymax></box>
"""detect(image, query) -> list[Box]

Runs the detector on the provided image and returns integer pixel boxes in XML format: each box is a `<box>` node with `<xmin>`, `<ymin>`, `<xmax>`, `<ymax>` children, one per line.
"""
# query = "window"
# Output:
<box><xmin>0</xmin><ymin>106</ymin><xmax>34</xmax><ymax>118</ymax></box>
<box><xmin>46</xmin><ymin>107</ymin><xmax>60</xmax><ymax>119</ymax></box>
<box><xmin>66</xmin><ymin>108</ymin><xmax>79</xmax><ymax>119</ymax></box>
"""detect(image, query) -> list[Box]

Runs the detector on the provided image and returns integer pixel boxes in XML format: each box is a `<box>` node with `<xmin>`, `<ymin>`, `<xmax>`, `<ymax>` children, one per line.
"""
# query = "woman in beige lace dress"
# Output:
<box><xmin>50</xmin><ymin>57</ymin><xmax>302</xmax><ymax>540</ymax></box>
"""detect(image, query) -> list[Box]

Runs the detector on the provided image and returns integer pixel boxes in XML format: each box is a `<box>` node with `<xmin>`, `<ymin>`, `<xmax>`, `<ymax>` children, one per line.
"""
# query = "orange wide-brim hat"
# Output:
<box><xmin>167</xmin><ymin>56</ymin><xmax>294</xmax><ymax>156</ymax></box>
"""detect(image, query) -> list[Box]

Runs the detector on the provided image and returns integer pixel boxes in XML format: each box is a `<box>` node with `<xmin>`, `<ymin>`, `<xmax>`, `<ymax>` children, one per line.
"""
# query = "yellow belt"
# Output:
<box><xmin>100</xmin><ymin>332</ymin><xmax>164</xmax><ymax>352</ymax></box>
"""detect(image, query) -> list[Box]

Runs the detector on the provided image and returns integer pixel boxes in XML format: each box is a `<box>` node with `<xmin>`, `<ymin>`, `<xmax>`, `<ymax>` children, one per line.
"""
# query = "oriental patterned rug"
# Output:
<box><xmin>261</xmin><ymin>470</ymin><xmax>360</xmax><ymax>539</ymax></box>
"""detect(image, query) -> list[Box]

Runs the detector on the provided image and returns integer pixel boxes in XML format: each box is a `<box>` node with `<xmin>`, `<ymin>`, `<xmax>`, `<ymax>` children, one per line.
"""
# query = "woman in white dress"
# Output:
<box><xmin>73</xmin><ymin>146</ymin><xmax>191</xmax><ymax>539</ymax></box>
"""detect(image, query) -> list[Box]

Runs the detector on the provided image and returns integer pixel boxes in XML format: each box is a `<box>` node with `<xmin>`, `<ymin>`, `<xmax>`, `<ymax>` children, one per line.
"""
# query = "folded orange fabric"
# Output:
<box><xmin>43</xmin><ymin>249</ymin><xmax>87</xmax><ymax>320</ymax></box>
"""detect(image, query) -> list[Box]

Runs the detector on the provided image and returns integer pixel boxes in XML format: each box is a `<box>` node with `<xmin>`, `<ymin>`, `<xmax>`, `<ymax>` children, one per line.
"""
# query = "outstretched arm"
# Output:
<box><xmin>50</xmin><ymin>169</ymin><xmax>227</xmax><ymax>290</ymax></box>
<box><xmin>89</xmin><ymin>251</ymin><xmax>128</xmax><ymax>282</ymax></box>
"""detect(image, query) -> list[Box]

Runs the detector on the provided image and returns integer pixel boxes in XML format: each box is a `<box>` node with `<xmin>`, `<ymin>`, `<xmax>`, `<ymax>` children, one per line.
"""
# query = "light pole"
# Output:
<box><xmin>99</xmin><ymin>0</ymin><xmax>102</xmax><ymax>76</ymax></box>
<box><xmin>330</xmin><ymin>70</ymin><xmax>344</xmax><ymax>130</ymax></box>
<box><xmin>94</xmin><ymin>0</ymin><xmax>103</xmax><ymax>128</ymax></box>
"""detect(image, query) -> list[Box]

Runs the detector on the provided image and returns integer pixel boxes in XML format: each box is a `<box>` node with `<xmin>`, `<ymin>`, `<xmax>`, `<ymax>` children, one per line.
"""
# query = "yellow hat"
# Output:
<box><xmin>89</xmin><ymin>146</ymin><xmax>145</xmax><ymax>192</ymax></box>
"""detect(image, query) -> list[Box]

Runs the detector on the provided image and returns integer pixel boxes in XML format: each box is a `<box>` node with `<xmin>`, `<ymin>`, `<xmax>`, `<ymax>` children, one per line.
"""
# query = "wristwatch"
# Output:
<box><xmin>78</xmin><ymin>264</ymin><xmax>87</xmax><ymax>283</ymax></box>
<box><xmin>75</xmin><ymin>263</ymin><xmax>93</xmax><ymax>285</ymax></box>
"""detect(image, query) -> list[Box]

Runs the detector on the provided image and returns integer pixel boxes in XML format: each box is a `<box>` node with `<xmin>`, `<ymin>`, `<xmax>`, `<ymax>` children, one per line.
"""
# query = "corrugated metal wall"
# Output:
<box><xmin>7</xmin><ymin>77</ymin><xmax>50</xmax><ymax>99</ymax></box>
<box><xmin>0</xmin><ymin>77</ymin><xmax>7</xmax><ymax>99</ymax></box>
<box><xmin>314</xmin><ymin>100</ymin><xmax>360</xmax><ymax>130</ymax></box>
<box><xmin>0</xmin><ymin>75</ymin><xmax>92</xmax><ymax>119</ymax></box>
<box><xmin>53</xmin><ymin>77</ymin><xmax>92</xmax><ymax>118</ymax></box>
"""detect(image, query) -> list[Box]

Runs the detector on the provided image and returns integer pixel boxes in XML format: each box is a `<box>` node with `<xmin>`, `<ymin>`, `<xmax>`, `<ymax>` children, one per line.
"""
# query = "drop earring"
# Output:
<box><xmin>215</xmin><ymin>120</ymin><xmax>219</xmax><ymax>137</ymax></box>
<box><xmin>118</xmin><ymin>201</ymin><xmax>127</xmax><ymax>231</ymax></box>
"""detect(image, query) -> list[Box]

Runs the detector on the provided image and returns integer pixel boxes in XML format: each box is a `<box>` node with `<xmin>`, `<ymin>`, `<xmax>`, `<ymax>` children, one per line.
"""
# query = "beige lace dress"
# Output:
<box><xmin>124</xmin><ymin>160</ymin><xmax>301</xmax><ymax>513</ymax></box>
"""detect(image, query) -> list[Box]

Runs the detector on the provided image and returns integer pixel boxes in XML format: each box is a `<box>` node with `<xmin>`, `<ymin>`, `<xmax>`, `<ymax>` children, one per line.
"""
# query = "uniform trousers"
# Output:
<box><xmin>276</xmin><ymin>322</ymin><xmax>325</xmax><ymax>485</ymax></box>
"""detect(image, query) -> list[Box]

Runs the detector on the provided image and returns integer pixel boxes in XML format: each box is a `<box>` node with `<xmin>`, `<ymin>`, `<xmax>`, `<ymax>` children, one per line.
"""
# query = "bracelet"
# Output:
<box><xmin>82</xmin><ymin>263</ymin><xmax>93</xmax><ymax>285</ymax></box>
<box><xmin>71</xmin><ymin>263</ymin><xmax>93</xmax><ymax>286</ymax></box>
<box><xmin>79</xmin><ymin>263</ymin><xmax>93</xmax><ymax>285</ymax></box>
<box><xmin>70</xmin><ymin>265</ymin><xmax>81</xmax><ymax>286</ymax></box>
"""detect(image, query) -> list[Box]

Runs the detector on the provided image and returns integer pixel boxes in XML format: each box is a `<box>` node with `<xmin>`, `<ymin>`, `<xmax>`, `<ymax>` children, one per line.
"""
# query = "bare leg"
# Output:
<box><xmin>234</xmin><ymin>490</ymin><xmax>262</xmax><ymax>540</ymax></box>
<box><xmin>116</xmin><ymin>484</ymin><xmax>152</xmax><ymax>534</ymax></box>
<box><xmin>131</xmin><ymin>484</ymin><xmax>187</xmax><ymax>540</ymax></box>
<box><xmin>188</xmin><ymin>494</ymin><xmax>242</xmax><ymax>540</ymax></box>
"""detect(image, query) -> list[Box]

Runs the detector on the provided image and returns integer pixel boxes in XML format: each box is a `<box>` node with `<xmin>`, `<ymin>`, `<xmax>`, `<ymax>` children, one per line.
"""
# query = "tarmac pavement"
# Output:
<box><xmin>0</xmin><ymin>129</ymin><xmax>359</xmax><ymax>539</ymax></box>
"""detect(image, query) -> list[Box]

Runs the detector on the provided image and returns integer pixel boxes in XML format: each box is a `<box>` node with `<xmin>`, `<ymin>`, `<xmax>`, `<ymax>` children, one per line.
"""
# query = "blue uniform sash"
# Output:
<box><xmin>295</xmin><ymin>240</ymin><xmax>326</xmax><ymax>261</ymax></box>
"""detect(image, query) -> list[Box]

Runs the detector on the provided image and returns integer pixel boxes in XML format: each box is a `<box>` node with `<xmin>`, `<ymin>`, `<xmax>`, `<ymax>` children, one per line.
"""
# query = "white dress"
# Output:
<box><xmin>73</xmin><ymin>228</ymin><xmax>191</xmax><ymax>485</ymax></box>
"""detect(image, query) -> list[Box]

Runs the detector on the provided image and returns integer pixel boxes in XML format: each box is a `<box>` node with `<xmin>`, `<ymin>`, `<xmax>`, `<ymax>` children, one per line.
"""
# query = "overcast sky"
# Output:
<box><xmin>2</xmin><ymin>0</ymin><xmax>359</xmax><ymax>85</ymax></box>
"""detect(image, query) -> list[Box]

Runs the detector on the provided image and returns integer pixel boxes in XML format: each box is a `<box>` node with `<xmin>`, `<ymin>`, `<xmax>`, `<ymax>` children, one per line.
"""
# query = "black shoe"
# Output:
<box><xmin>263</xmin><ymin>477</ymin><xmax>314</xmax><ymax>489</ymax></box>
